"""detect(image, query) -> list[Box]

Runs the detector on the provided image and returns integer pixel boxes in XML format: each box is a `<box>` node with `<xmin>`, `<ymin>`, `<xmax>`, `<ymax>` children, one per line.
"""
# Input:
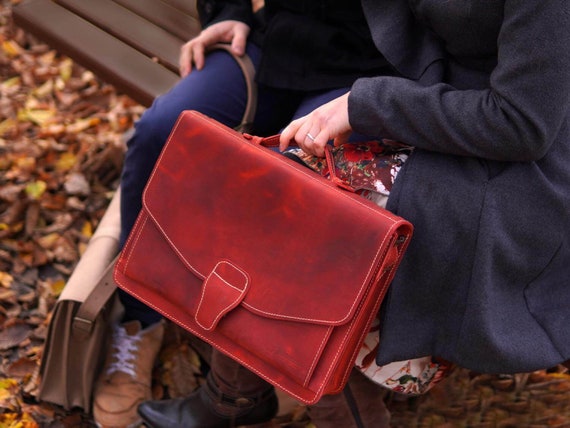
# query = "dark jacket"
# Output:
<box><xmin>197</xmin><ymin>0</ymin><xmax>393</xmax><ymax>90</ymax></box>
<box><xmin>349</xmin><ymin>0</ymin><xmax>570</xmax><ymax>373</ymax></box>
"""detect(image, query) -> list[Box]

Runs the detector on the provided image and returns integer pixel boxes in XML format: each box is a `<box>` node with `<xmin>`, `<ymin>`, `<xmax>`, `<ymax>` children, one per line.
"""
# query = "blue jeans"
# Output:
<box><xmin>119</xmin><ymin>43</ymin><xmax>352</xmax><ymax>325</ymax></box>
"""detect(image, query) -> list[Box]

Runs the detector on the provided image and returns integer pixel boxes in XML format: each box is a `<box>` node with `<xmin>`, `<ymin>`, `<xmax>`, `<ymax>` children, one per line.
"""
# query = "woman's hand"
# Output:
<box><xmin>279</xmin><ymin>92</ymin><xmax>352</xmax><ymax>157</ymax></box>
<box><xmin>179</xmin><ymin>20</ymin><xmax>250</xmax><ymax>77</ymax></box>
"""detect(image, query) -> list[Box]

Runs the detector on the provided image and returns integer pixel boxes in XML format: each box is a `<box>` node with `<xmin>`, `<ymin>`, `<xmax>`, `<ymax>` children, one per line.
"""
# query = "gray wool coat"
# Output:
<box><xmin>349</xmin><ymin>0</ymin><xmax>570</xmax><ymax>373</ymax></box>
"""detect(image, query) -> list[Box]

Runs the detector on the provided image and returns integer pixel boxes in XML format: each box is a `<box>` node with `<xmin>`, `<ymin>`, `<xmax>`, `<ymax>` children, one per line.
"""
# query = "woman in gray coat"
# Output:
<box><xmin>282</xmin><ymin>0</ymin><xmax>570</xmax><ymax>375</ymax></box>
<box><xmin>136</xmin><ymin>0</ymin><xmax>570</xmax><ymax>426</ymax></box>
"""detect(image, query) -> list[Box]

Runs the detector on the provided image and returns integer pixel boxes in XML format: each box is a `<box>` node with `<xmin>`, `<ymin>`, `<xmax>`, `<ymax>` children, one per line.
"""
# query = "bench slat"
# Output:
<box><xmin>114</xmin><ymin>0</ymin><xmax>200</xmax><ymax>41</ymax></box>
<box><xmin>161</xmin><ymin>0</ymin><xmax>199</xmax><ymax>17</ymax></box>
<box><xmin>54</xmin><ymin>0</ymin><xmax>183</xmax><ymax>72</ymax></box>
<box><xmin>13</xmin><ymin>0</ymin><xmax>179</xmax><ymax>106</ymax></box>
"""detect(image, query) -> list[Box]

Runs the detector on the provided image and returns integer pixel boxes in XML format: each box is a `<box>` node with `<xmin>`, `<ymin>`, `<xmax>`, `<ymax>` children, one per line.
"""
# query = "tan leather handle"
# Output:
<box><xmin>207</xmin><ymin>43</ymin><xmax>257</xmax><ymax>132</ymax></box>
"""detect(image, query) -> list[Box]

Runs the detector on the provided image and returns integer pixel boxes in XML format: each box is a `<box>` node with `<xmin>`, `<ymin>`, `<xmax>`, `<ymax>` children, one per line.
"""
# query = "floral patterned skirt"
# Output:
<box><xmin>285</xmin><ymin>141</ymin><xmax>454</xmax><ymax>395</ymax></box>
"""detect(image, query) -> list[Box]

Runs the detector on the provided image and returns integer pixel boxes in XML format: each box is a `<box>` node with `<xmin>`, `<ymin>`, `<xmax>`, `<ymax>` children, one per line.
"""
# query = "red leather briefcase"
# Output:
<box><xmin>114</xmin><ymin>110</ymin><xmax>413</xmax><ymax>404</ymax></box>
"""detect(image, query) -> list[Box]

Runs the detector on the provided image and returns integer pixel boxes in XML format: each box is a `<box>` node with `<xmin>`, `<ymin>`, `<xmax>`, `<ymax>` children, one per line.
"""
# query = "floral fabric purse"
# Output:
<box><xmin>286</xmin><ymin>139</ymin><xmax>411</xmax><ymax>207</ymax></box>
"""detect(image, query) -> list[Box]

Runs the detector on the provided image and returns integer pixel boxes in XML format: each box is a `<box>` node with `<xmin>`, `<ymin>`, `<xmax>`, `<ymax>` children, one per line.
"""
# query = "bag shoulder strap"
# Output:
<box><xmin>208</xmin><ymin>43</ymin><xmax>257</xmax><ymax>132</ymax></box>
<box><xmin>72</xmin><ymin>256</ymin><xmax>118</xmax><ymax>336</ymax></box>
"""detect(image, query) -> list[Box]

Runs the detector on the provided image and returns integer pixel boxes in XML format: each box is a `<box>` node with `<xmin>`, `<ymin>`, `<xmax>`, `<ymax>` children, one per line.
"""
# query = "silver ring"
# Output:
<box><xmin>306</xmin><ymin>132</ymin><xmax>315</xmax><ymax>141</ymax></box>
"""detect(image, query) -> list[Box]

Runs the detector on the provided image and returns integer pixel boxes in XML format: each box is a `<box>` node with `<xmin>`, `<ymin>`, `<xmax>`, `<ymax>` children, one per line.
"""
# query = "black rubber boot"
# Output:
<box><xmin>137</xmin><ymin>350</ymin><xmax>278</xmax><ymax>428</ymax></box>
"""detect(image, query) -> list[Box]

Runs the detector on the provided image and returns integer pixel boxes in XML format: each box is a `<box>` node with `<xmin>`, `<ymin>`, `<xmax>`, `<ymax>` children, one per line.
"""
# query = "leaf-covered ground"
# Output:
<box><xmin>2</xmin><ymin>1</ymin><xmax>570</xmax><ymax>427</ymax></box>
<box><xmin>0</xmin><ymin>2</ymin><xmax>310</xmax><ymax>426</ymax></box>
<box><xmin>0</xmin><ymin>0</ymin><xmax>144</xmax><ymax>426</ymax></box>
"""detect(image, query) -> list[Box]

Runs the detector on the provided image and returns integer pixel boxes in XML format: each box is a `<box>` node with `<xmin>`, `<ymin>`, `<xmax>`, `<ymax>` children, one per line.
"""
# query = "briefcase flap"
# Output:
<box><xmin>140</xmin><ymin>111</ymin><xmax>411</xmax><ymax>328</ymax></box>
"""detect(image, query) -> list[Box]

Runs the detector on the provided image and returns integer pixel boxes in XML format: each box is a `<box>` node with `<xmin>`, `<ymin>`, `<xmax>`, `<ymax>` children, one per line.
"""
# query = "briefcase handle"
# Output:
<box><xmin>244</xmin><ymin>133</ymin><xmax>358</xmax><ymax>193</ymax></box>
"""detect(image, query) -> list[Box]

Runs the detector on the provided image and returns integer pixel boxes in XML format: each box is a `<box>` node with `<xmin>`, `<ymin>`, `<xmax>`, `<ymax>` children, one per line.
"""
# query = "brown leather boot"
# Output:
<box><xmin>308</xmin><ymin>369</ymin><xmax>391</xmax><ymax>428</ymax></box>
<box><xmin>93</xmin><ymin>320</ymin><xmax>164</xmax><ymax>428</ymax></box>
<box><xmin>137</xmin><ymin>350</ymin><xmax>278</xmax><ymax>428</ymax></box>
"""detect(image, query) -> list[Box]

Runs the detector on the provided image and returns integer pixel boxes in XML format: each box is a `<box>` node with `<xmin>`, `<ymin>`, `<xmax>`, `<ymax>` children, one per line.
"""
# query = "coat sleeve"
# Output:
<box><xmin>197</xmin><ymin>0</ymin><xmax>254</xmax><ymax>29</ymax></box>
<box><xmin>350</xmin><ymin>0</ymin><xmax>570</xmax><ymax>162</ymax></box>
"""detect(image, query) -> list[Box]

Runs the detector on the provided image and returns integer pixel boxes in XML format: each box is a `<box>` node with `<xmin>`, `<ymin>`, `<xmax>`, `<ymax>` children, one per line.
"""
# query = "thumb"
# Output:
<box><xmin>333</xmin><ymin>131</ymin><xmax>351</xmax><ymax>147</ymax></box>
<box><xmin>231</xmin><ymin>37</ymin><xmax>246</xmax><ymax>56</ymax></box>
<box><xmin>231</xmin><ymin>25</ymin><xmax>249</xmax><ymax>56</ymax></box>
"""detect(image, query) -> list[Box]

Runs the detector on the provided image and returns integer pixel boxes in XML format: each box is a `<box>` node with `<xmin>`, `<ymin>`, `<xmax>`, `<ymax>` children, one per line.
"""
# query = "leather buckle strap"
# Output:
<box><xmin>195</xmin><ymin>261</ymin><xmax>249</xmax><ymax>331</ymax></box>
<box><xmin>72</xmin><ymin>316</ymin><xmax>94</xmax><ymax>335</ymax></box>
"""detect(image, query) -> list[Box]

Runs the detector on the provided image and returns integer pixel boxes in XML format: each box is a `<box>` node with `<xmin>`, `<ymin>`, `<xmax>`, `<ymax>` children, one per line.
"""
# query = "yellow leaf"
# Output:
<box><xmin>37</xmin><ymin>233</ymin><xmax>60</xmax><ymax>249</ymax></box>
<box><xmin>25</xmin><ymin>181</ymin><xmax>47</xmax><ymax>200</ymax></box>
<box><xmin>24</xmin><ymin>94</ymin><xmax>42</xmax><ymax>109</ymax></box>
<box><xmin>0</xmin><ymin>119</ymin><xmax>16</xmax><ymax>136</ymax></box>
<box><xmin>81</xmin><ymin>220</ymin><xmax>93</xmax><ymax>238</ymax></box>
<box><xmin>20</xmin><ymin>108</ymin><xmax>56</xmax><ymax>126</ymax></box>
<box><xmin>78</xmin><ymin>241</ymin><xmax>88</xmax><ymax>256</ymax></box>
<box><xmin>0</xmin><ymin>389</ymin><xmax>10</xmax><ymax>401</ymax></box>
<box><xmin>0</xmin><ymin>412</ymin><xmax>39</xmax><ymax>428</ymax></box>
<box><xmin>0</xmin><ymin>378</ymin><xmax>18</xmax><ymax>390</ymax></box>
<box><xmin>59</xmin><ymin>58</ymin><xmax>74</xmax><ymax>82</ymax></box>
<box><xmin>38</xmin><ymin>50</ymin><xmax>56</xmax><ymax>65</ymax></box>
<box><xmin>550</xmin><ymin>372</ymin><xmax>570</xmax><ymax>380</ymax></box>
<box><xmin>66</xmin><ymin>117</ymin><xmax>100</xmax><ymax>133</ymax></box>
<box><xmin>15</xmin><ymin>156</ymin><xmax>36</xmax><ymax>171</ymax></box>
<box><xmin>54</xmin><ymin>77</ymin><xmax>66</xmax><ymax>91</ymax></box>
<box><xmin>19</xmin><ymin>412</ymin><xmax>40</xmax><ymax>428</ymax></box>
<box><xmin>33</xmin><ymin>79</ymin><xmax>53</xmax><ymax>98</ymax></box>
<box><xmin>2</xmin><ymin>40</ymin><xmax>22</xmax><ymax>57</ymax></box>
<box><xmin>27</xmin><ymin>110</ymin><xmax>54</xmax><ymax>125</ymax></box>
<box><xmin>1</xmin><ymin>76</ymin><xmax>20</xmax><ymax>88</ymax></box>
<box><xmin>50</xmin><ymin>278</ymin><xmax>66</xmax><ymax>297</ymax></box>
<box><xmin>55</xmin><ymin>152</ymin><xmax>76</xmax><ymax>171</ymax></box>
<box><xmin>0</xmin><ymin>272</ymin><xmax>13</xmax><ymax>288</ymax></box>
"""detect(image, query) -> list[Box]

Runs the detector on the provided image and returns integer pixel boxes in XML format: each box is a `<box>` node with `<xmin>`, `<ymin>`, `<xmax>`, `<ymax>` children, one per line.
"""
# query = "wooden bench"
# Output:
<box><xmin>12</xmin><ymin>0</ymin><xmax>201</xmax><ymax>107</ymax></box>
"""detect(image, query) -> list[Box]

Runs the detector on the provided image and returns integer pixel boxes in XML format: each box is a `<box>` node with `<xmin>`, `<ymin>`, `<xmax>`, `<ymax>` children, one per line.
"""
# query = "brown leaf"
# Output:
<box><xmin>6</xmin><ymin>356</ymin><xmax>38</xmax><ymax>379</ymax></box>
<box><xmin>39</xmin><ymin>192</ymin><xmax>67</xmax><ymax>210</ymax></box>
<box><xmin>0</xmin><ymin>183</ymin><xmax>24</xmax><ymax>202</ymax></box>
<box><xmin>24</xmin><ymin>200</ymin><xmax>40</xmax><ymax>236</ymax></box>
<box><xmin>0</xmin><ymin>198</ymin><xmax>27</xmax><ymax>229</ymax></box>
<box><xmin>0</xmin><ymin>288</ymin><xmax>17</xmax><ymax>303</ymax></box>
<box><xmin>160</xmin><ymin>343</ymin><xmax>202</xmax><ymax>398</ymax></box>
<box><xmin>0</xmin><ymin>271</ymin><xmax>13</xmax><ymax>287</ymax></box>
<box><xmin>63</xmin><ymin>172</ymin><xmax>90</xmax><ymax>196</ymax></box>
<box><xmin>0</xmin><ymin>320</ymin><xmax>31</xmax><ymax>350</ymax></box>
<box><xmin>32</xmin><ymin>243</ymin><xmax>49</xmax><ymax>266</ymax></box>
<box><xmin>51</xmin><ymin>233</ymin><xmax>78</xmax><ymax>263</ymax></box>
<box><xmin>37</xmin><ymin>212</ymin><xmax>74</xmax><ymax>234</ymax></box>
